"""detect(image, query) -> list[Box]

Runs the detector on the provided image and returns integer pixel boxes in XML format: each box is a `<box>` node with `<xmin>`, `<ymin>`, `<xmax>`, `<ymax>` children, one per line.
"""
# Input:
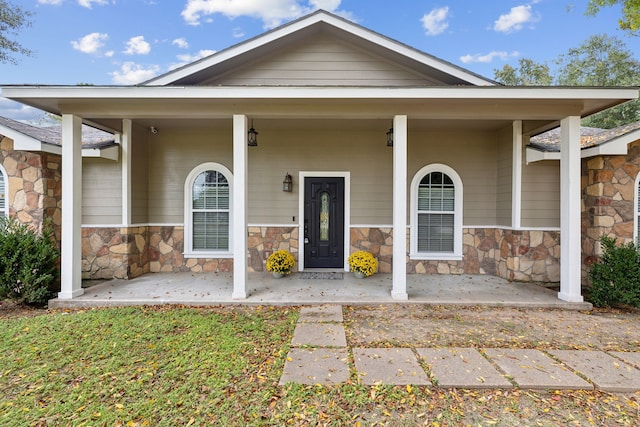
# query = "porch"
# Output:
<box><xmin>48</xmin><ymin>273</ymin><xmax>591</xmax><ymax>310</ymax></box>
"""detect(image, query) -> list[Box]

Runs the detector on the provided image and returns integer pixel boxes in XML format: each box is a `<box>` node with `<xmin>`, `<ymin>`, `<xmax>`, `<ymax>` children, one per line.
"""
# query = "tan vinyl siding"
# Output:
<box><xmin>147</xmin><ymin>128</ymin><xmax>233</xmax><ymax>224</ymax></box>
<box><xmin>82</xmin><ymin>158</ymin><xmax>122</xmax><ymax>224</ymax></box>
<box><xmin>521</xmin><ymin>160</ymin><xmax>560</xmax><ymax>227</ymax></box>
<box><xmin>207</xmin><ymin>35</ymin><xmax>438</xmax><ymax>87</ymax></box>
<box><xmin>496</xmin><ymin>126</ymin><xmax>513</xmax><ymax>226</ymax></box>
<box><xmin>409</xmin><ymin>130</ymin><xmax>498</xmax><ymax>226</ymax></box>
<box><xmin>132</xmin><ymin>124</ymin><xmax>148</xmax><ymax>224</ymax></box>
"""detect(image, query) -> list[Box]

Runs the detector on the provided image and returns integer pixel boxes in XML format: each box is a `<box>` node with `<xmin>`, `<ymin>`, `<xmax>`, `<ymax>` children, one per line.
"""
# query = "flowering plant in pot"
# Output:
<box><xmin>347</xmin><ymin>250</ymin><xmax>378</xmax><ymax>278</ymax></box>
<box><xmin>266</xmin><ymin>250</ymin><xmax>295</xmax><ymax>277</ymax></box>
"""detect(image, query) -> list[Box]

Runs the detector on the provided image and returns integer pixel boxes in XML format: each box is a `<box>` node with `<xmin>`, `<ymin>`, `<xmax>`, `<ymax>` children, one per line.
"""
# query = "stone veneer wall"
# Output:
<box><xmin>81</xmin><ymin>224</ymin><xmax>560</xmax><ymax>283</ymax></box>
<box><xmin>581</xmin><ymin>142</ymin><xmax>640</xmax><ymax>282</ymax></box>
<box><xmin>350</xmin><ymin>227</ymin><xmax>560</xmax><ymax>282</ymax></box>
<box><xmin>247</xmin><ymin>226</ymin><xmax>299</xmax><ymax>272</ymax></box>
<box><xmin>82</xmin><ymin>225</ymin><xmax>233</xmax><ymax>279</ymax></box>
<box><xmin>0</xmin><ymin>136</ymin><xmax>62</xmax><ymax>242</ymax></box>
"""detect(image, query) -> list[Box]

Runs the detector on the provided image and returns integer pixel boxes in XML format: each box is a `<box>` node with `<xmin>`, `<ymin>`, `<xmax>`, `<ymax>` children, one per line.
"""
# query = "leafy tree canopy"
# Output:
<box><xmin>586</xmin><ymin>0</ymin><xmax>640</xmax><ymax>35</ymax></box>
<box><xmin>494</xmin><ymin>34</ymin><xmax>640</xmax><ymax>128</ymax></box>
<box><xmin>0</xmin><ymin>0</ymin><xmax>34</xmax><ymax>64</ymax></box>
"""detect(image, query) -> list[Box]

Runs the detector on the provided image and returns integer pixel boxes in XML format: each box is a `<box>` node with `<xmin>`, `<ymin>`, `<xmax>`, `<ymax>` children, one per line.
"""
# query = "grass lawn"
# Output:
<box><xmin>1</xmin><ymin>305</ymin><xmax>639</xmax><ymax>426</ymax></box>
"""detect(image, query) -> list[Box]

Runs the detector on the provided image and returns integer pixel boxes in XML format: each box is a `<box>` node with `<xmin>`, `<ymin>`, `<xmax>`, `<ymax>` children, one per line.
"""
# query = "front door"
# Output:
<box><xmin>304</xmin><ymin>177</ymin><xmax>345</xmax><ymax>268</ymax></box>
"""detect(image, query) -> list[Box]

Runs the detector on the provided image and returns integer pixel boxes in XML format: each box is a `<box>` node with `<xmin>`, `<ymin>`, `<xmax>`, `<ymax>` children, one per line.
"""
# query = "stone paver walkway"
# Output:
<box><xmin>279</xmin><ymin>305</ymin><xmax>640</xmax><ymax>391</ymax></box>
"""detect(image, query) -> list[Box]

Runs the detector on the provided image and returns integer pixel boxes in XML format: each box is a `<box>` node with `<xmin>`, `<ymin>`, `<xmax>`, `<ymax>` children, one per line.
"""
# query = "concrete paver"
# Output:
<box><xmin>353</xmin><ymin>348</ymin><xmax>431</xmax><ymax>386</ymax></box>
<box><xmin>291</xmin><ymin>322</ymin><xmax>347</xmax><ymax>347</ymax></box>
<box><xmin>611</xmin><ymin>352</ymin><xmax>640</xmax><ymax>369</ymax></box>
<box><xmin>550</xmin><ymin>350</ymin><xmax>640</xmax><ymax>393</ymax></box>
<box><xmin>484</xmin><ymin>349</ymin><xmax>593</xmax><ymax>390</ymax></box>
<box><xmin>298</xmin><ymin>304</ymin><xmax>343</xmax><ymax>323</ymax></box>
<box><xmin>418</xmin><ymin>348</ymin><xmax>513</xmax><ymax>389</ymax></box>
<box><xmin>279</xmin><ymin>348</ymin><xmax>350</xmax><ymax>385</ymax></box>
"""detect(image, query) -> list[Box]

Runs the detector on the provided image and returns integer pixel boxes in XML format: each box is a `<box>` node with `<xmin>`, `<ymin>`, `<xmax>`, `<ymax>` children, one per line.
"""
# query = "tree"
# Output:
<box><xmin>0</xmin><ymin>0</ymin><xmax>34</xmax><ymax>65</ymax></box>
<box><xmin>586</xmin><ymin>0</ymin><xmax>640</xmax><ymax>35</ymax></box>
<box><xmin>493</xmin><ymin>58</ymin><xmax>552</xmax><ymax>86</ymax></box>
<box><xmin>494</xmin><ymin>34</ymin><xmax>640</xmax><ymax>128</ymax></box>
<box><xmin>556</xmin><ymin>34</ymin><xmax>640</xmax><ymax>127</ymax></box>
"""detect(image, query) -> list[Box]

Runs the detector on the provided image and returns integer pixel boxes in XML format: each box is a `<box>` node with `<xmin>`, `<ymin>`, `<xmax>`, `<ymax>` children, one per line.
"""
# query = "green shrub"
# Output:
<box><xmin>588</xmin><ymin>236</ymin><xmax>640</xmax><ymax>308</ymax></box>
<box><xmin>0</xmin><ymin>217</ymin><xmax>59</xmax><ymax>305</ymax></box>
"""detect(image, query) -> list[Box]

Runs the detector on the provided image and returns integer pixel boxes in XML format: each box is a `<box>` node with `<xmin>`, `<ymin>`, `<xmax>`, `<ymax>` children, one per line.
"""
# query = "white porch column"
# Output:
<box><xmin>392</xmin><ymin>115</ymin><xmax>409</xmax><ymax>300</ymax></box>
<box><xmin>59</xmin><ymin>114</ymin><xmax>84</xmax><ymax>299</ymax></box>
<box><xmin>232</xmin><ymin>115</ymin><xmax>248</xmax><ymax>299</ymax></box>
<box><xmin>121</xmin><ymin>119</ymin><xmax>132</xmax><ymax>226</ymax></box>
<box><xmin>512</xmin><ymin>120</ymin><xmax>523</xmax><ymax>228</ymax></box>
<box><xmin>558</xmin><ymin>116</ymin><xmax>583</xmax><ymax>302</ymax></box>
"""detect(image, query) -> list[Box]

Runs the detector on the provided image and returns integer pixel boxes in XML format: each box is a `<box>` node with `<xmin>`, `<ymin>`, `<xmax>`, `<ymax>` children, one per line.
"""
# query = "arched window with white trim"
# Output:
<box><xmin>410</xmin><ymin>164</ymin><xmax>463</xmax><ymax>259</ymax></box>
<box><xmin>0</xmin><ymin>164</ymin><xmax>7</xmax><ymax>218</ymax></box>
<box><xmin>184</xmin><ymin>162</ymin><xmax>233</xmax><ymax>257</ymax></box>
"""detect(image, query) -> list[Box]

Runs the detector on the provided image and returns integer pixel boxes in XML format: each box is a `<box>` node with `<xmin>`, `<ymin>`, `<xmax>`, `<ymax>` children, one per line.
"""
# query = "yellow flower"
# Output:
<box><xmin>266</xmin><ymin>250</ymin><xmax>295</xmax><ymax>274</ymax></box>
<box><xmin>347</xmin><ymin>251</ymin><xmax>378</xmax><ymax>277</ymax></box>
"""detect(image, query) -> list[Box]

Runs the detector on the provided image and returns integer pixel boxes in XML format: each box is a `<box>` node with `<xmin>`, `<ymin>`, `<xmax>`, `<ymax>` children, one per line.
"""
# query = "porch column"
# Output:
<box><xmin>558</xmin><ymin>116</ymin><xmax>583</xmax><ymax>302</ymax></box>
<box><xmin>232</xmin><ymin>114</ymin><xmax>248</xmax><ymax>299</ymax></box>
<box><xmin>59</xmin><ymin>114</ymin><xmax>84</xmax><ymax>299</ymax></box>
<box><xmin>392</xmin><ymin>115</ymin><xmax>408</xmax><ymax>300</ymax></box>
<box><xmin>512</xmin><ymin>120</ymin><xmax>522</xmax><ymax>228</ymax></box>
<box><xmin>121</xmin><ymin>119</ymin><xmax>132</xmax><ymax>226</ymax></box>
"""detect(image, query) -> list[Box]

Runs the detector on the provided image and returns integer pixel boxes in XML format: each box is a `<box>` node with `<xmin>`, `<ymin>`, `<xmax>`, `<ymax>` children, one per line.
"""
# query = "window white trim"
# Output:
<box><xmin>183</xmin><ymin>162</ymin><xmax>233</xmax><ymax>258</ymax></box>
<box><xmin>635</xmin><ymin>172</ymin><xmax>640</xmax><ymax>245</ymax></box>
<box><xmin>0</xmin><ymin>163</ymin><xmax>7</xmax><ymax>217</ymax></box>
<box><xmin>410</xmin><ymin>163</ymin><xmax>463</xmax><ymax>260</ymax></box>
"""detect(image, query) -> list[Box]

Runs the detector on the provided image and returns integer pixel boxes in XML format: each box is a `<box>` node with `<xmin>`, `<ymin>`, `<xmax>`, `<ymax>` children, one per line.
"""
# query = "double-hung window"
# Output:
<box><xmin>0</xmin><ymin>165</ymin><xmax>7</xmax><ymax>218</ymax></box>
<box><xmin>184</xmin><ymin>163</ymin><xmax>232</xmax><ymax>256</ymax></box>
<box><xmin>411</xmin><ymin>164</ymin><xmax>463</xmax><ymax>259</ymax></box>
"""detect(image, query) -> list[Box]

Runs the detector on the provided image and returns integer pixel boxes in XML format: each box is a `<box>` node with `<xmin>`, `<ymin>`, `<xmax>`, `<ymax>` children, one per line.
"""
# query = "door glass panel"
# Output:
<box><xmin>320</xmin><ymin>191</ymin><xmax>329</xmax><ymax>241</ymax></box>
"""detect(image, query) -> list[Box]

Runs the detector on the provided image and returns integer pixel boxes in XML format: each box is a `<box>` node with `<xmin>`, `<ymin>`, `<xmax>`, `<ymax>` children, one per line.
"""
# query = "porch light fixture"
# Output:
<box><xmin>282</xmin><ymin>173</ymin><xmax>293</xmax><ymax>192</ymax></box>
<box><xmin>386</xmin><ymin>125</ymin><xmax>393</xmax><ymax>147</ymax></box>
<box><xmin>248</xmin><ymin>120</ymin><xmax>258</xmax><ymax>146</ymax></box>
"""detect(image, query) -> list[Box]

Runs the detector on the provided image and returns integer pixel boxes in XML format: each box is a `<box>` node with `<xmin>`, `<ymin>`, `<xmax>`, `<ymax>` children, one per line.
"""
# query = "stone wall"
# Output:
<box><xmin>581</xmin><ymin>142</ymin><xmax>640</xmax><ymax>282</ymax></box>
<box><xmin>0</xmin><ymin>136</ymin><xmax>62</xmax><ymax>242</ymax></box>
<box><xmin>247</xmin><ymin>226</ymin><xmax>299</xmax><ymax>272</ymax></box>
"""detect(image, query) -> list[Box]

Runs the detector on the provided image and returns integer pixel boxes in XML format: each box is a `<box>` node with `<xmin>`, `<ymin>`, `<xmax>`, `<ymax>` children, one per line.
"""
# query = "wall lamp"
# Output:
<box><xmin>248</xmin><ymin>120</ymin><xmax>258</xmax><ymax>146</ymax></box>
<box><xmin>282</xmin><ymin>173</ymin><xmax>293</xmax><ymax>192</ymax></box>
<box><xmin>386</xmin><ymin>125</ymin><xmax>393</xmax><ymax>147</ymax></box>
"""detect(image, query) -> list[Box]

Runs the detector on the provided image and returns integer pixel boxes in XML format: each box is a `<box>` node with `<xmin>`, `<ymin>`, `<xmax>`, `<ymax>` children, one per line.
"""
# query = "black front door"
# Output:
<box><xmin>304</xmin><ymin>177</ymin><xmax>344</xmax><ymax>268</ymax></box>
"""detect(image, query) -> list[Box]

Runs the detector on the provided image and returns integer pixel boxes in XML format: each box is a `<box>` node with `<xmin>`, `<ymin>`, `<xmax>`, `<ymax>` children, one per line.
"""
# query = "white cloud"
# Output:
<box><xmin>124</xmin><ymin>36</ymin><xmax>151</xmax><ymax>55</ymax></box>
<box><xmin>37</xmin><ymin>0</ymin><xmax>64</xmax><ymax>4</ymax></box>
<box><xmin>232</xmin><ymin>27</ymin><xmax>245</xmax><ymax>38</ymax></box>
<box><xmin>71</xmin><ymin>32</ymin><xmax>109</xmax><ymax>55</ymax></box>
<box><xmin>181</xmin><ymin>0</ymin><xmax>346</xmax><ymax>28</ymax></box>
<box><xmin>172</xmin><ymin>38</ymin><xmax>190</xmax><ymax>49</ymax></box>
<box><xmin>0</xmin><ymin>98</ymin><xmax>45</xmax><ymax>122</ymax></box>
<box><xmin>421</xmin><ymin>7</ymin><xmax>449</xmax><ymax>36</ymax></box>
<box><xmin>78</xmin><ymin>0</ymin><xmax>109</xmax><ymax>7</ymax></box>
<box><xmin>110</xmin><ymin>62</ymin><xmax>161</xmax><ymax>85</ymax></box>
<box><xmin>169</xmin><ymin>49</ymin><xmax>217</xmax><ymax>70</ymax></box>
<box><xmin>460</xmin><ymin>50</ymin><xmax>519</xmax><ymax>64</ymax></box>
<box><xmin>493</xmin><ymin>5</ymin><xmax>538</xmax><ymax>33</ymax></box>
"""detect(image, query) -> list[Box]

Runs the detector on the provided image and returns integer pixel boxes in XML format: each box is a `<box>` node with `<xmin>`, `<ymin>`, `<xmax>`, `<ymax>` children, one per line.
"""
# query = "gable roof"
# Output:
<box><xmin>0</xmin><ymin>116</ymin><xmax>118</xmax><ymax>160</ymax></box>
<box><xmin>526</xmin><ymin>121</ymin><xmax>640</xmax><ymax>162</ymax></box>
<box><xmin>144</xmin><ymin>9</ymin><xmax>496</xmax><ymax>87</ymax></box>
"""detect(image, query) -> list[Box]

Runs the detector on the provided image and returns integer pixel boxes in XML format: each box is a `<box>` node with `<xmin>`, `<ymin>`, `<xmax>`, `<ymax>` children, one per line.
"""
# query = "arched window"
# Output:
<box><xmin>0</xmin><ymin>164</ymin><xmax>7</xmax><ymax>218</ymax></box>
<box><xmin>184</xmin><ymin>163</ymin><xmax>233</xmax><ymax>256</ymax></box>
<box><xmin>410</xmin><ymin>164</ymin><xmax>463</xmax><ymax>259</ymax></box>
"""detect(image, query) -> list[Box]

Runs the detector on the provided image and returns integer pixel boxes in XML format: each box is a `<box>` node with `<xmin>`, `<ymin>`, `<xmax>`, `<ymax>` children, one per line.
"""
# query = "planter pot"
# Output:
<box><xmin>353</xmin><ymin>271</ymin><xmax>365</xmax><ymax>279</ymax></box>
<box><xmin>272</xmin><ymin>272</ymin><xmax>284</xmax><ymax>279</ymax></box>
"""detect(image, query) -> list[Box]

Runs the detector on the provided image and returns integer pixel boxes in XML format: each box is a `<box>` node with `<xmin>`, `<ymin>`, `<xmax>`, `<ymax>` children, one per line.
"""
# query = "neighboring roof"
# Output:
<box><xmin>529</xmin><ymin>122</ymin><xmax>640</xmax><ymax>152</ymax></box>
<box><xmin>526</xmin><ymin>121</ymin><xmax>640</xmax><ymax>163</ymax></box>
<box><xmin>144</xmin><ymin>9</ymin><xmax>496</xmax><ymax>87</ymax></box>
<box><xmin>0</xmin><ymin>116</ymin><xmax>118</xmax><ymax>160</ymax></box>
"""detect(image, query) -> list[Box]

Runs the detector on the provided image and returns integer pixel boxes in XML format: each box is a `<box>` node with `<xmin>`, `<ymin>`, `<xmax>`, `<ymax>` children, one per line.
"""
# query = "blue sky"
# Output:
<box><xmin>0</xmin><ymin>0</ymin><xmax>634</xmax><ymax>121</ymax></box>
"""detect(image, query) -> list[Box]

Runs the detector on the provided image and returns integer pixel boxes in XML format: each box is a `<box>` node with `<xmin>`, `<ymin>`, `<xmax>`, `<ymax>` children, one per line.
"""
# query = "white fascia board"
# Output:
<box><xmin>0</xmin><ymin>124</ymin><xmax>62</xmax><ymax>154</ymax></box>
<box><xmin>145</xmin><ymin>12</ymin><xmax>493</xmax><ymax>87</ymax></box>
<box><xmin>580</xmin><ymin>129</ymin><xmax>640</xmax><ymax>158</ymax></box>
<box><xmin>3</xmin><ymin>85</ymin><xmax>638</xmax><ymax>102</ymax></box>
<box><xmin>82</xmin><ymin>145</ymin><xmax>119</xmax><ymax>161</ymax></box>
<box><xmin>526</xmin><ymin>147</ymin><xmax>560</xmax><ymax>163</ymax></box>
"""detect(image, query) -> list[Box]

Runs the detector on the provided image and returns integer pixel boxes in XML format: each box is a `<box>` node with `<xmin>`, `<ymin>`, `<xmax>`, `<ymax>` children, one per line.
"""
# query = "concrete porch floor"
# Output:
<box><xmin>49</xmin><ymin>272</ymin><xmax>592</xmax><ymax>310</ymax></box>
